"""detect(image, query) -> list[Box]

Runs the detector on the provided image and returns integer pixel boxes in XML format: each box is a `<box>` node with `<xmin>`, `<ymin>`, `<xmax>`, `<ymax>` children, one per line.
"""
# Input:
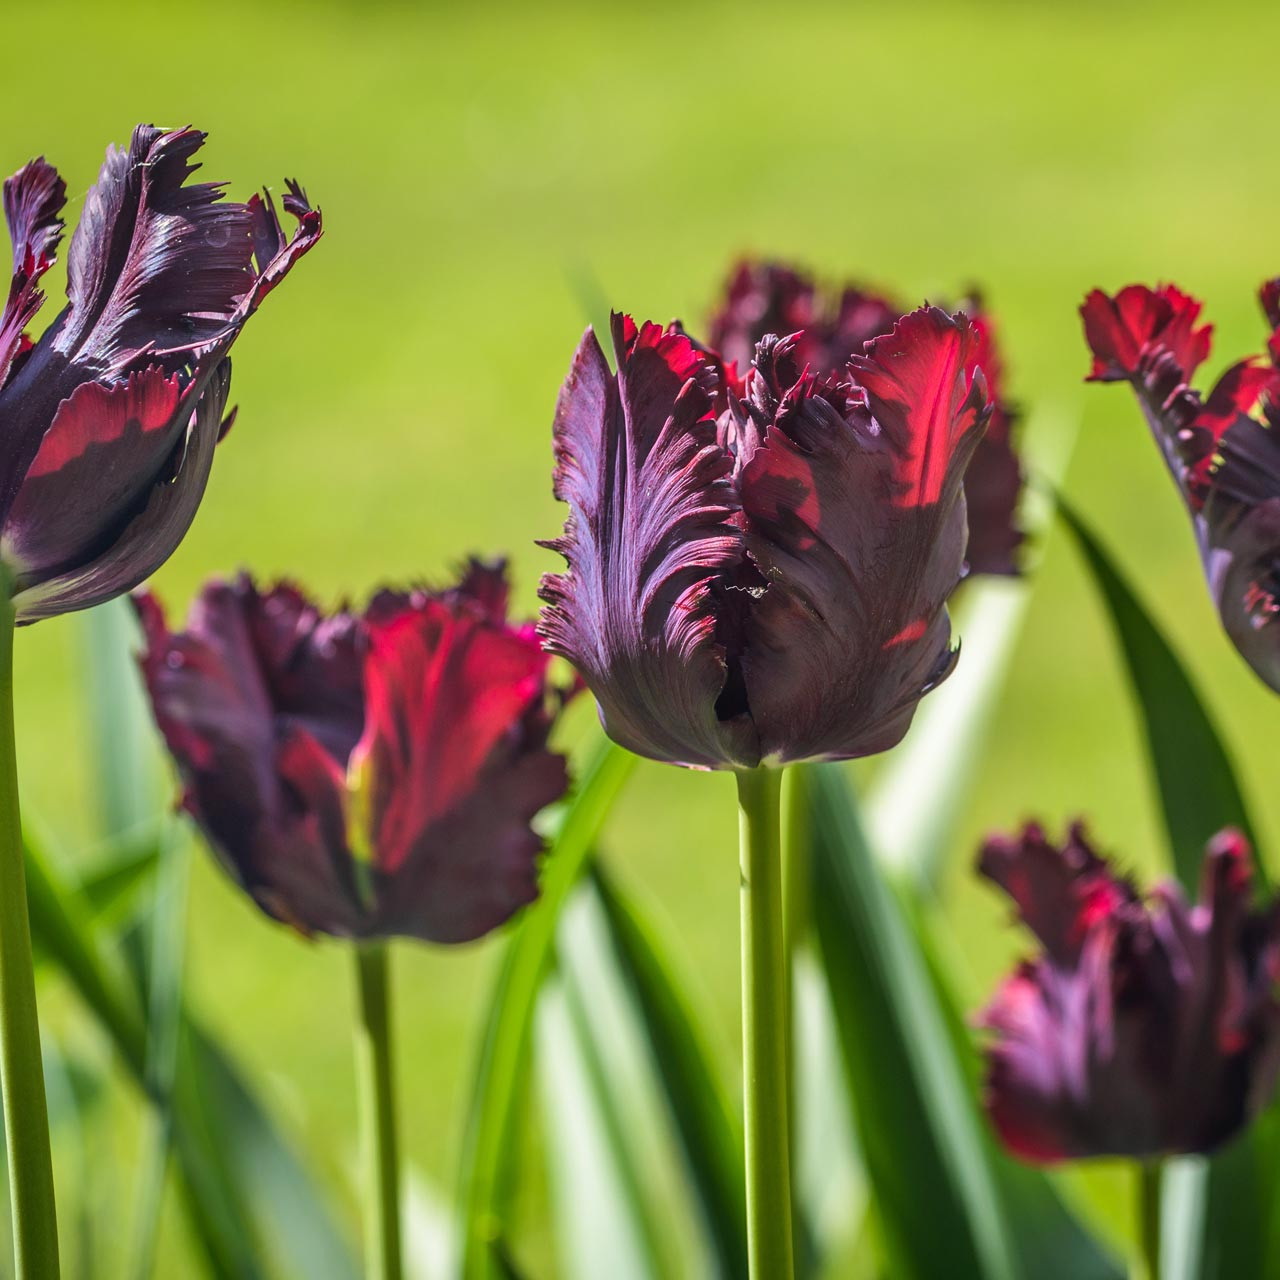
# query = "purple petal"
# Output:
<box><xmin>0</xmin><ymin>158</ymin><xmax>66</xmax><ymax>390</ymax></box>
<box><xmin>538</xmin><ymin>315</ymin><xmax>758</xmax><ymax>768</ymax></box>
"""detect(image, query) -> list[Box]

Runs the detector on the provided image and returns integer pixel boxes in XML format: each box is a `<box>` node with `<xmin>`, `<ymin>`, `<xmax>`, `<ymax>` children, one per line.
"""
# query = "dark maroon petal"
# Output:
<box><xmin>961</xmin><ymin>307</ymin><xmax>1024</xmax><ymax>576</ymax></box>
<box><xmin>977</xmin><ymin>821</ymin><xmax>1133</xmax><ymax>965</ymax></box>
<box><xmin>2</xmin><ymin>365</ymin><xmax>186</xmax><ymax>579</ymax></box>
<box><xmin>706</xmin><ymin>258</ymin><xmax>901</xmax><ymax>378</ymax></box>
<box><xmin>0</xmin><ymin>158</ymin><xmax>66</xmax><ymax>390</ymax></box>
<box><xmin>8</xmin><ymin>363</ymin><xmax>228</xmax><ymax>621</ymax></box>
<box><xmin>1083</xmin><ymin>279</ymin><xmax>1280</xmax><ymax>696</ymax></box>
<box><xmin>134</xmin><ymin>580</ymin><xmax>364</xmax><ymax>936</ymax></box>
<box><xmin>736</xmin><ymin>308</ymin><xmax>989</xmax><ymax>763</ymax></box>
<box><xmin>977</xmin><ymin>822</ymin><xmax>1280</xmax><ymax>1163</ymax></box>
<box><xmin>56</xmin><ymin>126</ymin><xmax>256</xmax><ymax>370</ymax></box>
<box><xmin>351</xmin><ymin>597</ymin><xmax>568</xmax><ymax>942</ymax></box>
<box><xmin>1081</xmin><ymin>284</ymin><xmax>1211</xmax><ymax>383</ymax></box>
<box><xmin>538</xmin><ymin>315</ymin><xmax>757</xmax><ymax>769</ymax></box>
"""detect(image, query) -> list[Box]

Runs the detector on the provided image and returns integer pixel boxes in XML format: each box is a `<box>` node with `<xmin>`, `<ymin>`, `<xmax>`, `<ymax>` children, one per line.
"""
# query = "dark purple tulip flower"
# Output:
<box><xmin>0</xmin><ymin>125</ymin><xmax>320</xmax><ymax>622</ymax></box>
<box><xmin>977</xmin><ymin>821</ymin><xmax>1280</xmax><ymax>1163</ymax></box>
<box><xmin>708</xmin><ymin>258</ymin><xmax>1024</xmax><ymax>576</ymax></box>
<box><xmin>1082</xmin><ymin>281</ymin><xmax>1280</xmax><ymax>694</ymax></box>
<box><xmin>538</xmin><ymin>307</ymin><xmax>991</xmax><ymax>770</ymax></box>
<box><xmin>135</xmin><ymin>562</ymin><xmax>573</xmax><ymax>944</ymax></box>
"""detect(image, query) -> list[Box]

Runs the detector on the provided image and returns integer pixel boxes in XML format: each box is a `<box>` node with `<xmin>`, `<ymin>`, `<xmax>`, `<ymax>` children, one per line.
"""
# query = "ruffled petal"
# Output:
<box><xmin>1081</xmin><ymin>284</ymin><xmax>1212</xmax><ymax>384</ymax></box>
<box><xmin>737</xmin><ymin>309</ymin><xmax>989</xmax><ymax>763</ymax></box>
<box><xmin>134</xmin><ymin>581</ymin><xmax>364</xmax><ymax>936</ymax></box>
<box><xmin>0</xmin><ymin>158</ymin><xmax>66</xmax><ymax>390</ymax></box>
<box><xmin>538</xmin><ymin>315</ymin><xmax>756</xmax><ymax>768</ymax></box>
<box><xmin>977</xmin><ymin>822</ymin><xmax>1280</xmax><ymax>1162</ymax></box>
<box><xmin>351</xmin><ymin>597</ymin><xmax>567</xmax><ymax>942</ymax></box>
<box><xmin>57</xmin><ymin>126</ymin><xmax>256</xmax><ymax>369</ymax></box>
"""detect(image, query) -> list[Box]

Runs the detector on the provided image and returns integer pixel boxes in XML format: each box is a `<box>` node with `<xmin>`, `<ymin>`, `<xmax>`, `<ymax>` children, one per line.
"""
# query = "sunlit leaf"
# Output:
<box><xmin>590</xmin><ymin>865</ymin><xmax>748</xmax><ymax>1279</ymax></box>
<box><xmin>457</xmin><ymin>738</ymin><xmax>636</xmax><ymax>1279</ymax></box>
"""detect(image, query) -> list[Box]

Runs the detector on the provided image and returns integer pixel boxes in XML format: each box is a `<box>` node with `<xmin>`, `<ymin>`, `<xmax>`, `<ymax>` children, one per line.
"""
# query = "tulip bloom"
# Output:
<box><xmin>541</xmin><ymin>302</ymin><xmax>992</xmax><ymax>1278</ymax></box>
<box><xmin>1082</xmin><ymin>281</ymin><xmax>1280</xmax><ymax>693</ymax></box>
<box><xmin>0</xmin><ymin>124</ymin><xmax>321</xmax><ymax>622</ymax></box>
<box><xmin>539</xmin><ymin>307</ymin><xmax>992</xmax><ymax>771</ymax></box>
<box><xmin>136</xmin><ymin>562</ymin><xmax>572</xmax><ymax>943</ymax></box>
<box><xmin>977</xmin><ymin>821</ymin><xmax>1280</xmax><ymax>1163</ymax></box>
<box><xmin>708</xmin><ymin>259</ymin><xmax>1023</xmax><ymax>576</ymax></box>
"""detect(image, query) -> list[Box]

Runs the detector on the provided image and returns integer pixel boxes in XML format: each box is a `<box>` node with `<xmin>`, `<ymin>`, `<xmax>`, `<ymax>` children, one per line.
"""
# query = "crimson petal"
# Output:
<box><xmin>735</xmin><ymin>309</ymin><xmax>988</xmax><ymax>763</ymax></box>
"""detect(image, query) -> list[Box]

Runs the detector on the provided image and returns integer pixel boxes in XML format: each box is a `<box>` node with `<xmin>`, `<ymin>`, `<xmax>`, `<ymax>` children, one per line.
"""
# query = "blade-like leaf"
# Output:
<box><xmin>128</xmin><ymin>821</ymin><xmax>193</xmax><ymax>1280</ymax></box>
<box><xmin>25</xmin><ymin>824</ymin><xmax>356</xmax><ymax>1279</ymax></box>
<box><xmin>1056</xmin><ymin>497</ymin><xmax>1260</xmax><ymax>888</ymax></box>
<box><xmin>589</xmin><ymin>866</ymin><xmax>748</xmax><ymax>1279</ymax></box>
<box><xmin>805</xmin><ymin>761</ymin><xmax>1017</xmax><ymax>1280</ymax></box>
<box><xmin>1059</xmin><ymin>502</ymin><xmax>1278</xmax><ymax>1279</ymax></box>
<box><xmin>458</xmin><ymin>738</ymin><xmax>636</xmax><ymax>1279</ymax></box>
<box><xmin>536</xmin><ymin>971</ymin><xmax>664</xmax><ymax>1280</ymax></box>
<box><xmin>77</xmin><ymin>597</ymin><xmax>164</xmax><ymax>843</ymax></box>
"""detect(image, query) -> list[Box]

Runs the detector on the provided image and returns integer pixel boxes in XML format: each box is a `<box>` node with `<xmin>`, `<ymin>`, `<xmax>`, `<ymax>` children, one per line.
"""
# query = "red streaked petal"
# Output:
<box><xmin>1081</xmin><ymin>284</ymin><xmax>1212</xmax><ymax>383</ymax></box>
<box><xmin>850</xmin><ymin>306</ymin><xmax>991</xmax><ymax>507</ymax></box>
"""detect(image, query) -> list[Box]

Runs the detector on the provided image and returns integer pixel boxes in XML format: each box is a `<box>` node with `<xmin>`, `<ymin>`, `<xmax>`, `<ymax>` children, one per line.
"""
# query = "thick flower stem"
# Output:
<box><xmin>0</xmin><ymin>581</ymin><xmax>59</xmax><ymax>1278</ymax></box>
<box><xmin>1137</xmin><ymin>1160</ymin><xmax>1162</xmax><ymax>1280</ymax></box>
<box><xmin>736</xmin><ymin>766</ymin><xmax>794</xmax><ymax>1280</ymax></box>
<box><xmin>354</xmin><ymin>942</ymin><xmax>402</xmax><ymax>1280</ymax></box>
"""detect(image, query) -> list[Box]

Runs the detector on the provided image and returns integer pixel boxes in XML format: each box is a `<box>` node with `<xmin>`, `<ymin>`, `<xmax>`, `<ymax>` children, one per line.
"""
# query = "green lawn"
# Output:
<box><xmin>10</xmin><ymin>0</ymin><xmax>1280</xmax><ymax>1271</ymax></box>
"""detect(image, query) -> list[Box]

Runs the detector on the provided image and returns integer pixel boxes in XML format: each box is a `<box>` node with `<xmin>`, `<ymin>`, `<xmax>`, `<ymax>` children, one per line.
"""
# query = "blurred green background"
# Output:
<box><xmin>9</xmin><ymin>0</ymin><xmax>1280</xmax><ymax>1271</ymax></box>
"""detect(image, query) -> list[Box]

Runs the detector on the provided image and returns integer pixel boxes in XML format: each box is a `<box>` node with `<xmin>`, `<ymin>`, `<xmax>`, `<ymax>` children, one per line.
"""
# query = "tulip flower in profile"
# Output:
<box><xmin>0</xmin><ymin>124</ymin><xmax>319</xmax><ymax>1278</ymax></box>
<box><xmin>137</xmin><ymin>561</ymin><xmax>573</xmax><ymax>1280</ymax></box>
<box><xmin>136</xmin><ymin>561</ymin><xmax>572</xmax><ymax>943</ymax></box>
<box><xmin>1081</xmin><ymin>280</ymin><xmax>1280</xmax><ymax>694</ymax></box>
<box><xmin>977</xmin><ymin>821</ymin><xmax>1280</xmax><ymax>1163</ymax></box>
<box><xmin>0</xmin><ymin>124</ymin><xmax>321</xmax><ymax>622</ymax></box>
<box><xmin>708</xmin><ymin>258</ymin><xmax>1024</xmax><ymax>576</ymax></box>
<box><xmin>539</xmin><ymin>303</ymin><xmax>992</xmax><ymax>1278</ymax></box>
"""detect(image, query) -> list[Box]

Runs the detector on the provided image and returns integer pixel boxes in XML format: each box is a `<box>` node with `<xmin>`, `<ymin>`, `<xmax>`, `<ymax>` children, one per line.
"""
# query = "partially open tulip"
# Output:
<box><xmin>0</xmin><ymin>125</ymin><xmax>320</xmax><ymax>622</ymax></box>
<box><xmin>135</xmin><ymin>562</ymin><xmax>572</xmax><ymax>943</ymax></box>
<box><xmin>708</xmin><ymin>259</ymin><xmax>1024</xmax><ymax>576</ymax></box>
<box><xmin>538</xmin><ymin>307</ymin><xmax>991</xmax><ymax>770</ymax></box>
<box><xmin>1082</xmin><ymin>281</ymin><xmax>1280</xmax><ymax>693</ymax></box>
<box><xmin>977</xmin><ymin>821</ymin><xmax>1280</xmax><ymax>1163</ymax></box>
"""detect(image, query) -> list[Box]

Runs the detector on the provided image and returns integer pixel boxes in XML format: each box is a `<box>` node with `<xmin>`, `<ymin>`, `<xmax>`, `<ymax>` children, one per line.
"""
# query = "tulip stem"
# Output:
<box><xmin>736</xmin><ymin>766</ymin><xmax>794</xmax><ymax>1280</ymax></box>
<box><xmin>354</xmin><ymin>941</ymin><xmax>402</xmax><ymax>1280</ymax></box>
<box><xmin>0</xmin><ymin>578</ymin><xmax>59</xmax><ymax>1278</ymax></box>
<box><xmin>1137</xmin><ymin>1159</ymin><xmax>1162</xmax><ymax>1280</ymax></box>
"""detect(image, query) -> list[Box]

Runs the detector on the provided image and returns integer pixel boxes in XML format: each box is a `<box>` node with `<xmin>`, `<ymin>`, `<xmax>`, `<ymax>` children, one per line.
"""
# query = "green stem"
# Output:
<box><xmin>354</xmin><ymin>942</ymin><xmax>402</xmax><ymax>1280</ymax></box>
<box><xmin>0</xmin><ymin>582</ymin><xmax>59</xmax><ymax>1277</ymax></box>
<box><xmin>1138</xmin><ymin>1160</ymin><xmax>1162</xmax><ymax>1280</ymax></box>
<box><xmin>736</xmin><ymin>767</ymin><xmax>794</xmax><ymax>1280</ymax></box>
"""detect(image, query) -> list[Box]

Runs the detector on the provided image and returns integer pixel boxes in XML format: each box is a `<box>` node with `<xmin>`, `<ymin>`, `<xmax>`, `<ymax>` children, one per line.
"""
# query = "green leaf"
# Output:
<box><xmin>127</xmin><ymin>822</ymin><xmax>193</xmax><ymax>1280</ymax></box>
<box><xmin>181</xmin><ymin>1023</ymin><xmax>359</xmax><ymax>1280</ymax></box>
<box><xmin>1056</xmin><ymin>497</ymin><xmax>1260</xmax><ymax>889</ymax></box>
<box><xmin>457</xmin><ymin>738</ymin><xmax>636</xmax><ymax>1279</ymax></box>
<box><xmin>804</xmin><ymin>762</ymin><xmax>1018</xmax><ymax>1280</ymax></box>
<box><xmin>590</xmin><ymin>865</ymin><xmax>748</xmax><ymax>1279</ymax></box>
<box><xmin>25</xmin><ymin>824</ymin><xmax>356</xmax><ymax>1279</ymax></box>
<box><xmin>77</xmin><ymin>598</ymin><xmax>164</xmax><ymax>843</ymax></box>
<box><xmin>536</xmin><ymin>967</ymin><xmax>667</xmax><ymax>1280</ymax></box>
